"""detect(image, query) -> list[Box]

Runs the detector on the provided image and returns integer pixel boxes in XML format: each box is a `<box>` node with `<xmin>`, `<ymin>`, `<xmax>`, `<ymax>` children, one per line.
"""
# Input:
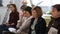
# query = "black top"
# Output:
<box><xmin>48</xmin><ymin>17</ymin><xmax>60</xmax><ymax>34</ymax></box>
<box><xmin>28</xmin><ymin>16</ymin><xmax>46</xmax><ymax>34</ymax></box>
<box><xmin>8</xmin><ymin>12</ymin><xmax>19</xmax><ymax>27</ymax></box>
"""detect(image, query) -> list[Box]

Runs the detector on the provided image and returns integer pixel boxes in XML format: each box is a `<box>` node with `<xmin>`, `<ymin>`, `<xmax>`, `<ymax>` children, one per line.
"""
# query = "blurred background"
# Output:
<box><xmin>0</xmin><ymin>0</ymin><xmax>60</xmax><ymax>26</ymax></box>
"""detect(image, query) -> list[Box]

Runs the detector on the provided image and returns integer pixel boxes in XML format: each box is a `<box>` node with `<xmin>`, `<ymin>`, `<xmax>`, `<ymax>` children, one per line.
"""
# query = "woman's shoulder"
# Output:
<box><xmin>38</xmin><ymin>17</ymin><xmax>46</xmax><ymax>24</ymax></box>
<box><xmin>38</xmin><ymin>17</ymin><xmax>45</xmax><ymax>21</ymax></box>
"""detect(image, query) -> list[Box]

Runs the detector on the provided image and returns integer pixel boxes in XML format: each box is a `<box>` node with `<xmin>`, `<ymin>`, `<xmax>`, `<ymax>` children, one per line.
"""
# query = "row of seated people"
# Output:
<box><xmin>0</xmin><ymin>4</ymin><xmax>60</xmax><ymax>34</ymax></box>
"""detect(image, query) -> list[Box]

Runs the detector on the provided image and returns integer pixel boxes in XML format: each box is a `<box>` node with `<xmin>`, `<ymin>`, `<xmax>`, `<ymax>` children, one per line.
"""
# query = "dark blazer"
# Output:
<box><xmin>28</xmin><ymin>16</ymin><xmax>46</xmax><ymax>34</ymax></box>
<box><xmin>47</xmin><ymin>17</ymin><xmax>60</xmax><ymax>34</ymax></box>
<box><xmin>8</xmin><ymin>12</ymin><xmax>19</xmax><ymax>27</ymax></box>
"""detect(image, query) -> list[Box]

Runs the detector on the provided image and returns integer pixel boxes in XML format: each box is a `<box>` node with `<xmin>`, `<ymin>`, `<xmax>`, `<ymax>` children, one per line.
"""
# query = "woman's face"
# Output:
<box><xmin>52</xmin><ymin>7</ymin><xmax>60</xmax><ymax>18</ymax></box>
<box><xmin>9</xmin><ymin>5</ymin><xmax>15</xmax><ymax>11</ymax></box>
<box><xmin>24</xmin><ymin>11</ymin><xmax>30</xmax><ymax>18</ymax></box>
<box><xmin>32</xmin><ymin>10</ymin><xmax>37</xmax><ymax>18</ymax></box>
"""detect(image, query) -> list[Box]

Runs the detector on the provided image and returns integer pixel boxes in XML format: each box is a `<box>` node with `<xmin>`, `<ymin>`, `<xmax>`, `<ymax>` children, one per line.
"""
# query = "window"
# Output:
<box><xmin>27</xmin><ymin>0</ymin><xmax>60</xmax><ymax>14</ymax></box>
<box><xmin>1</xmin><ymin>0</ymin><xmax>15</xmax><ymax>7</ymax></box>
<box><xmin>2</xmin><ymin>0</ymin><xmax>10</xmax><ymax>6</ymax></box>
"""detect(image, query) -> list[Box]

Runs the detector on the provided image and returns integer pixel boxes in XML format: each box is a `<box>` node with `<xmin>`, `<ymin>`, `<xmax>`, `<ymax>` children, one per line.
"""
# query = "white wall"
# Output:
<box><xmin>14</xmin><ymin>0</ymin><xmax>23</xmax><ymax>12</ymax></box>
<box><xmin>2</xmin><ymin>0</ymin><xmax>10</xmax><ymax>6</ymax></box>
<box><xmin>52</xmin><ymin>0</ymin><xmax>60</xmax><ymax>5</ymax></box>
<box><xmin>0</xmin><ymin>7</ymin><xmax>7</xmax><ymax>24</ymax></box>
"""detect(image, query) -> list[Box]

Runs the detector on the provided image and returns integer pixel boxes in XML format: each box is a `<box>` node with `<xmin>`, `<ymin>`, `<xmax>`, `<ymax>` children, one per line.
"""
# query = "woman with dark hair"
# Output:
<box><xmin>47</xmin><ymin>4</ymin><xmax>60</xmax><ymax>34</ymax></box>
<box><xmin>16</xmin><ymin>6</ymin><xmax>33</xmax><ymax>34</ymax></box>
<box><xmin>8</xmin><ymin>4</ymin><xmax>19</xmax><ymax>28</ymax></box>
<box><xmin>16</xmin><ymin>5</ymin><xmax>27</xmax><ymax>28</ymax></box>
<box><xmin>28</xmin><ymin>6</ymin><xmax>46</xmax><ymax>34</ymax></box>
<box><xmin>0</xmin><ymin>4</ymin><xmax>19</xmax><ymax>34</ymax></box>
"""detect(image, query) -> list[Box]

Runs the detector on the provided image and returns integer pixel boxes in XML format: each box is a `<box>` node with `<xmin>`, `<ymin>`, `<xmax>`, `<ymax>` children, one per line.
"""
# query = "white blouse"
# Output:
<box><xmin>31</xmin><ymin>18</ymin><xmax>38</xmax><ymax>34</ymax></box>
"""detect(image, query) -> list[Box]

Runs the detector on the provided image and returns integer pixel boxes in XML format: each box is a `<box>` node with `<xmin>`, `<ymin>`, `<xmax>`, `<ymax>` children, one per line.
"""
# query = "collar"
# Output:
<box><xmin>51</xmin><ymin>17</ymin><xmax>60</xmax><ymax>21</ymax></box>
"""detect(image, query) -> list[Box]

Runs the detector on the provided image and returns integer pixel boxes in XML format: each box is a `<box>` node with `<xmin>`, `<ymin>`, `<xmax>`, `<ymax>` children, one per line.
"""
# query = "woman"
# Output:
<box><xmin>8</xmin><ymin>4</ymin><xmax>19</xmax><ymax>28</ymax></box>
<box><xmin>16</xmin><ymin>5</ymin><xmax>27</xmax><ymax>28</ymax></box>
<box><xmin>28</xmin><ymin>6</ymin><xmax>46</xmax><ymax>34</ymax></box>
<box><xmin>0</xmin><ymin>4</ymin><xmax>19</xmax><ymax>34</ymax></box>
<box><xmin>16</xmin><ymin>6</ymin><xmax>33</xmax><ymax>34</ymax></box>
<box><xmin>47</xmin><ymin>4</ymin><xmax>60</xmax><ymax>34</ymax></box>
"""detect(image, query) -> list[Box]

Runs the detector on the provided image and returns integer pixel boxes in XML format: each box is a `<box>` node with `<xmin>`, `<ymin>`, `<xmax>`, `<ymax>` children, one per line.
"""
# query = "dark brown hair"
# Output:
<box><xmin>9</xmin><ymin>4</ymin><xmax>18</xmax><ymax>13</ymax></box>
<box><xmin>32</xmin><ymin>6</ymin><xmax>43</xmax><ymax>17</ymax></box>
<box><xmin>24</xmin><ymin>6</ymin><xmax>32</xmax><ymax>15</ymax></box>
<box><xmin>52</xmin><ymin>4</ymin><xmax>60</xmax><ymax>12</ymax></box>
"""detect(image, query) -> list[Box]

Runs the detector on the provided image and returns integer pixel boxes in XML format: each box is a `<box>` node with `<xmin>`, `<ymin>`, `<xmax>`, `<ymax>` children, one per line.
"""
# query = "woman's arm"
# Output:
<box><xmin>16</xmin><ymin>16</ymin><xmax>33</xmax><ymax>34</ymax></box>
<box><xmin>16</xmin><ymin>20</ymin><xmax>30</xmax><ymax>34</ymax></box>
<box><xmin>16</xmin><ymin>12</ymin><xmax>24</xmax><ymax>28</ymax></box>
<box><xmin>16</xmin><ymin>17</ymin><xmax>24</xmax><ymax>28</ymax></box>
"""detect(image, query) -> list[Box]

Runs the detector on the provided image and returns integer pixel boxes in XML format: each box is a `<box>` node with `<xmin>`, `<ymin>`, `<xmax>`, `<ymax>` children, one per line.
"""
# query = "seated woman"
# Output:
<box><xmin>28</xmin><ymin>6</ymin><xmax>46</xmax><ymax>34</ymax></box>
<box><xmin>16</xmin><ymin>5</ymin><xmax>27</xmax><ymax>28</ymax></box>
<box><xmin>47</xmin><ymin>4</ymin><xmax>60</xmax><ymax>34</ymax></box>
<box><xmin>3</xmin><ymin>6</ymin><xmax>32</xmax><ymax>34</ymax></box>
<box><xmin>0</xmin><ymin>4</ymin><xmax>19</xmax><ymax>34</ymax></box>
<box><xmin>16</xmin><ymin>6</ymin><xmax>33</xmax><ymax>34</ymax></box>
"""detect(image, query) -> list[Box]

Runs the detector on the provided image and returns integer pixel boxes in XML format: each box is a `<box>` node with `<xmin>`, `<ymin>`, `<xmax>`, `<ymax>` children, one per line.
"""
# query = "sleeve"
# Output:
<box><xmin>15</xmin><ymin>13</ymin><xmax>19</xmax><ymax>21</ymax></box>
<box><xmin>17</xmin><ymin>19</ymin><xmax>31</xmax><ymax>33</ymax></box>
<box><xmin>57</xmin><ymin>23</ymin><xmax>60</xmax><ymax>34</ymax></box>
<box><xmin>16</xmin><ymin>13</ymin><xmax>24</xmax><ymax>28</ymax></box>
<box><xmin>16</xmin><ymin>17</ymin><xmax>24</xmax><ymax>28</ymax></box>
<box><xmin>20</xmin><ymin>20</ymin><xmax>30</xmax><ymax>30</ymax></box>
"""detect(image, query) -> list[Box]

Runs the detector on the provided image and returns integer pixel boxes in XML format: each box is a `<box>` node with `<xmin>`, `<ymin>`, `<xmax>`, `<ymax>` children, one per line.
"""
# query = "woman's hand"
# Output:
<box><xmin>4</xmin><ymin>22</ymin><xmax>11</xmax><ymax>26</ymax></box>
<box><xmin>11</xmin><ymin>23</ymin><xmax>15</xmax><ymax>25</ymax></box>
<box><xmin>19</xmin><ymin>12</ymin><xmax>24</xmax><ymax>19</ymax></box>
<box><xmin>19</xmin><ymin>12</ymin><xmax>24</xmax><ymax>23</ymax></box>
<box><xmin>16</xmin><ymin>29</ymin><xmax>21</xmax><ymax>34</ymax></box>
